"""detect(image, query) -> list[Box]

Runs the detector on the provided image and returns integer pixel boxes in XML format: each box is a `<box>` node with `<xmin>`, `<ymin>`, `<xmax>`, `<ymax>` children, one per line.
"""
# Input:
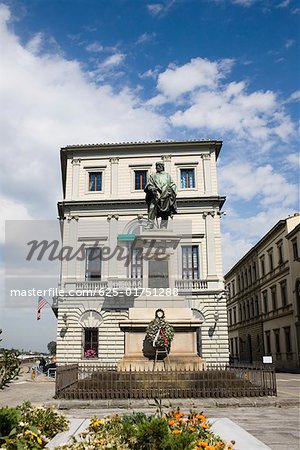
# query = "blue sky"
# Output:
<box><xmin>0</xmin><ymin>0</ymin><xmax>299</xmax><ymax>351</ymax></box>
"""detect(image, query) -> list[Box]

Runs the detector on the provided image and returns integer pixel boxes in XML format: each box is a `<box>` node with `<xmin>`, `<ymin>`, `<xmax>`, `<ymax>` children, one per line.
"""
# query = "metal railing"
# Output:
<box><xmin>55</xmin><ymin>363</ymin><xmax>276</xmax><ymax>399</ymax></box>
<box><xmin>175</xmin><ymin>279</ymin><xmax>208</xmax><ymax>290</ymax></box>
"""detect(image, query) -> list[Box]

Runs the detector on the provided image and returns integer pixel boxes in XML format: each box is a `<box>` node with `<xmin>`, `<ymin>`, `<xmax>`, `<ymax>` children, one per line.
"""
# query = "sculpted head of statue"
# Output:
<box><xmin>155</xmin><ymin>161</ymin><xmax>165</xmax><ymax>173</ymax></box>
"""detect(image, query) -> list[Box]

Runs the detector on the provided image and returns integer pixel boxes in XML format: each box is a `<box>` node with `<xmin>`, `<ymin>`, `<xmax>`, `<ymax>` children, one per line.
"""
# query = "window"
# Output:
<box><xmin>260</xmin><ymin>256</ymin><xmax>265</xmax><ymax>277</ymax></box>
<box><xmin>280</xmin><ymin>281</ymin><xmax>288</xmax><ymax>306</ymax></box>
<box><xmin>228</xmin><ymin>310</ymin><xmax>232</xmax><ymax>326</ymax></box>
<box><xmin>268</xmin><ymin>250</ymin><xmax>274</xmax><ymax>272</ymax></box>
<box><xmin>274</xmin><ymin>329</ymin><xmax>280</xmax><ymax>354</ymax></box>
<box><xmin>250</xmin><ymin>298</ymin><xmax>254</xmax><ymax>318</ymax></box>
<box><xmin>263</xmin><ymin>290</ymin><xmax>268</xmax><ymax>313</ymax></box>
<box><xmin>134</xmin><ymin>170</ymin><xmax>147</xmax><ymax>190</ymax></box>
<box><xmin>85</xmin><ymin>248</ymin><xmax>101</xmax><ymax>280</ymax></box>
<box><xmin>234</xmin><ymin>337</ymin><xmax>238</xmax><ymax>356</ymax></box>
<box><xmin>237</xmin><ymin>275</ymin><xmax>241</xmax><ymax>292</ymax></box>
<box><xmin>277</xmin><ymin>241</ymin><xmax>284</xmax><ymax>265</ymax></box>
<box><xmin>248</xmin><ymin>267</ymin><xmax>252</xmax><ymax>285</ymax></box>
<box><xmin>131</xmin><ymin>248</ymin><xmax>143</xmax><ymax>279</ymax></box>
<box><xmin>232</xmin><ymin>280</ymin><xmax>235</xmax><ymax>296</ymax></box>
<box><xmin>180</xmin><ymin>168</ymin><xmax>195</xmax><ymax>189</ymax></box>
<box><xmin>252</xmin><ymin>262</ymin><xmax>257</xmax><ymax>281</ymax></box>
<box><xmin>284</xmin><ymin>327</ymin><xmax>292</xmax><ymax>353</ymax></box>
<box><xmin>265</xmin><ymin>331</ymin><xmax>271</xmax><ymax>355</ymax></box>
<box><xmin>233</xmin><ymin>307</ymin><xmax>237</xmax><ymax>324</ymax></box>
<box><xmin>84</xmin><ymin>328</ymin><xmax>98</xmax><ymax>358</ymax></box>
<box><xmin>89</xmin><ymin>172</ymin><xmax>102</xmax><ymax>191</ymax></box>
<box><xmin>255</xmin><ymin>296</ymin><xmax>259</xmax><ymax>316</ymax></box>
<box><xmin>271</xmin><ymin>286</ymin><xmax>277</xmax><ymax>310</ymax></box>
<box><xmin>182</xmin><ymin>246</ymin><xmax>199</xmax><ymax>279</ymax></box>
<box><xmin>244</xmin><ymin>270</ymin><xmax>248</xmax><ymax>288</ymax></box>
<box><xmin>292</xmin><ymin>238</ymin><xmax>299</xmax><ymax>261</ymax></box>
<box><xmin>239</xmin><ymin>304</ymin><xmax>242</xmax><ymax>322</ymax></box>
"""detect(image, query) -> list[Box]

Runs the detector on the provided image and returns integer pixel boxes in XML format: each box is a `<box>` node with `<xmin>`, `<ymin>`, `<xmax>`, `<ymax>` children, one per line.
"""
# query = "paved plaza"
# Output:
<box><xmin>0</xmin><ymin>367</ymin><xmax>299</xmax><ymax>449</ymax></box>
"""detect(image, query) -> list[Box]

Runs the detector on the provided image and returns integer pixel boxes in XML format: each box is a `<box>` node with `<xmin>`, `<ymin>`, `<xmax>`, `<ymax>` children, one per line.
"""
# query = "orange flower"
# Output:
<box><xmin>168</xmin><ymin>420</ymin><xmax>175</xmax><ymax>425</ymax></box>
<box><xmin>172</xmin><ymin>429</ymin><xmax>182</xmax><ymax>434</ymax></box>
<box><xmin>197</xmin><ymin>443</ymin><xmax>207</xmax><ymax>448</ymax></box>
<box><xmin>200</xmin><ymin>423</ymin><xmax>209</xmax><ymax>429</ymax></box>
<box><xmin>189</xmin><ymin>426</ymin><xmax>195</xmax><ymax>431</ymax></box>
<box><xmin>206</xmin><ymin>446</ymin><xmax>216</xmax><ymax>450</ymax></box>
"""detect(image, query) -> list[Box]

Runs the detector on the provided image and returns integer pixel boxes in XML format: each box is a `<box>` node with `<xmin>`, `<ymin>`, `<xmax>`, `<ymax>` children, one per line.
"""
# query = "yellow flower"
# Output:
<box><xmin>189</xmin><ymin>426</ymin><xmax>195</xmax><ymax>431</ymax></box>
<box><xmin>197</xmin><ymin>443</ymin><xmax>207</xmax><ymax>448</ymax></box>
<box><xmin>201</xmin><ymin>423</ymin><xmax>209</xmax><ymax>429</ymax></box>
<box><xmin>168</xmin><ymin>420</ymin><xmax>175</xmax><ymax>425</ymax></box>
<box><xmin>172</xmin><ymin>429</ymin><xmax>182</xmax><ymax>434</ymax></box>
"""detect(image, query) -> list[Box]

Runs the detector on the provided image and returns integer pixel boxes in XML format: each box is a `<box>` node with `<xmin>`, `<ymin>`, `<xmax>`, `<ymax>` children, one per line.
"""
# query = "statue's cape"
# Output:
<box><xmin>144</xmin><ymin>172</ymin><xmax>177</xmax><ymax>217</ymax></box>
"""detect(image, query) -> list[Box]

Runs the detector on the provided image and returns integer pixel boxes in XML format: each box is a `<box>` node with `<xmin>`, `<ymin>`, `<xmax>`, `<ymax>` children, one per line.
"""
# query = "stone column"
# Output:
<box><xmin>71</xmin><ymin>158</ymin><xmax>81</xmax><ymax>199</ymax></box>
<box><xmin>110</xmin><ymin>157</ymin><xmax>119</xmax><ymax>197</ymax></box>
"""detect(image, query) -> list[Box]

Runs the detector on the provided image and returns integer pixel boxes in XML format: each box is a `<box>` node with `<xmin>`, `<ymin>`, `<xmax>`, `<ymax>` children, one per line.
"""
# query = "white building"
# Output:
<box><xmin>54</xmin><ymin>140</ymin><xmax>229</xmax><ymax>367</ymax></box>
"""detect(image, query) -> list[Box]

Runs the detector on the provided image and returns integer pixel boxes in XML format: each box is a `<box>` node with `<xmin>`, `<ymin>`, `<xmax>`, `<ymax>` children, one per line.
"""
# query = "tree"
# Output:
<box><xmin>47</xmin><ymin>341</ymin><xmax>56</xmax><ymax>355</ymax></box>
<box><xmin>0</xmin><ymin>330</ymin><xmax>20</xmax><ymax>389</ymax></box>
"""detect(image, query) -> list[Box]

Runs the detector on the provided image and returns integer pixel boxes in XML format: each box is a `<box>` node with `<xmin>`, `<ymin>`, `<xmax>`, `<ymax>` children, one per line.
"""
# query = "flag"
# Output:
<box><xmin>37</xmin><ymin>296</ymin><xmax>48</xmax><ymax>320</ymax></box>
<box><xmin>153</xmin><ymin>327</ymin><xmax>161</xmax><ymax>347</ymax></box>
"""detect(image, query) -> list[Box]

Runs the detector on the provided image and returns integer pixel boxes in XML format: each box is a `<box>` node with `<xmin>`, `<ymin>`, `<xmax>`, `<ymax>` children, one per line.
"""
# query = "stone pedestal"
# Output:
<box><xmin>118</xmin><ymin>228</ymin><xmax>205</xmax><ymax>371</ymax></box>
<box><xmin>118</xmin><ymin>307</ymin><xmax>205</xmax><ymax>371</ymax></box>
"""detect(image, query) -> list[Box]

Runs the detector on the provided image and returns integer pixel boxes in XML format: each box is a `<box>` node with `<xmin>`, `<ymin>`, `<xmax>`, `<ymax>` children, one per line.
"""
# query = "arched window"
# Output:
<box><xmin>80</xmin><ymin>311</ymin><xmax>102</xmax><ymax>359</ymax></box>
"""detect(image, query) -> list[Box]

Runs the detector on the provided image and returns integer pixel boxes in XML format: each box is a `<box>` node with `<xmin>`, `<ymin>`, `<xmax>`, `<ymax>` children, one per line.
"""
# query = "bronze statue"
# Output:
<box><xmin>144</xmin><ymin>161</ymin><xmax>177</xmax><ymax>228</ymax></box>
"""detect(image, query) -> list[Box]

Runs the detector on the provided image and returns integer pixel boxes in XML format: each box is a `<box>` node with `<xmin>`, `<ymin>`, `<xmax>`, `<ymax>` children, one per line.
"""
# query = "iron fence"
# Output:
<box><xmin>55</xmin><ymin>363</ymin><xmax>276</xmax><ymax>399</ymax></box>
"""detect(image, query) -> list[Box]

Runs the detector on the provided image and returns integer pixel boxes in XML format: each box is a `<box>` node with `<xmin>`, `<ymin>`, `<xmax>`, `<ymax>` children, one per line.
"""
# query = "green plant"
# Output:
<box><xmin>55</xmin><ymin>408</ymin><xmax>235</xmax><ymax>450</ymax></box>
<box><xmin>0</xmin><ymin>407</ymin><xmax>20</xmax><ymax>442</ymax></box>
<box><xmin>0</xmin><ymin>350</ymin><xmax>20</xmax><ymax>389</ymax></box>
<box><xmin>16</xmin><ymin>401</ymin><xmax>68</xmax><ymax>439</ymax></box>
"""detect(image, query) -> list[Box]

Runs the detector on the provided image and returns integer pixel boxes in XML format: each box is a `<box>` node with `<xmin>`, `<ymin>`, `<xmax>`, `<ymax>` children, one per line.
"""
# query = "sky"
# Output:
<box><xmin>0</xmin><ymin>0</ymin><xmax>299</xmax><ymax>352</ymax></box>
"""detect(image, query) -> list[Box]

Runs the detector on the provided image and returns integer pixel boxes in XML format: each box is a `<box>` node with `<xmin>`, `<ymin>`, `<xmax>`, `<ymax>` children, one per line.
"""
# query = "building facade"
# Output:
<box><xmin>54</xmin><ymin>140</ymin><xmax>229</xmax><ymax>366</ymax></box>
<box><xmin>225</xmin><ymin>214</ymin><xmax>300</xmax><ymax>371</ymax></box>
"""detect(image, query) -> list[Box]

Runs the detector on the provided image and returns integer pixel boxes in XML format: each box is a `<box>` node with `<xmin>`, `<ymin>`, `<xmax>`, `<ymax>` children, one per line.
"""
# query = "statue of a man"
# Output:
<box><xmin>144</xmin><ymin>161</ymin><xmax>177</xmax><ymax>228</ymax></box>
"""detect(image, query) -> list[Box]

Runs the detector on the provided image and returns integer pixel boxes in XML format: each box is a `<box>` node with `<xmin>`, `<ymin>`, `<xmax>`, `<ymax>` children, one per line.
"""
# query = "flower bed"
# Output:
<box><xmin>55</xmin><ymin>408</ymin><xmax>235</xmax><ymax>450</ymax></box>
<box><xmin>0</xmin><ymin>401</ymin><xmax>68</xmax><ymax>449</ymax></box>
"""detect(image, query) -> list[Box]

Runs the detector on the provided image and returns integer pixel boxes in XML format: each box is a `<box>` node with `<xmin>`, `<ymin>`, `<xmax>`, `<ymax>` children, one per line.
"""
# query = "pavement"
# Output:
<box><xmin>0</xmin><ymin>367</ymin><xmax>299</xmax><ymax>449</ymax></box>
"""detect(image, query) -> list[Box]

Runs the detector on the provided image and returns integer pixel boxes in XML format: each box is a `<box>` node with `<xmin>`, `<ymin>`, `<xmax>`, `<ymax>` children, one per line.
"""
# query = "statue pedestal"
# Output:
<box><xmin>118</xmin><ymin>228</ymin><xmax>205</xmax><ymax>371</ymax></box>
<box><xmin>118</xmin><ymin>307</ymin><xmax>205</xmax><ymax>371</ymax></box>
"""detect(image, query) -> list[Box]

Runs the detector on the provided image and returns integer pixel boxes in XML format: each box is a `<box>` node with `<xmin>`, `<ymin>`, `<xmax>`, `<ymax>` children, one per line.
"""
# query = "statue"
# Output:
<box><xmin>144</xmin><ymin>161</ymin><xmax>177</xmax><ymax>229</ymax></box>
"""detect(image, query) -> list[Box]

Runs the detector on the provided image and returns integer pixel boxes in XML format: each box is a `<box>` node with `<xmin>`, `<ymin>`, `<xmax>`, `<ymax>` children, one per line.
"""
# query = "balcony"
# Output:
<box><xmin>61</xmin><ymin>277</ymin><xmax>214</xmax><ymax>295</ymax></box>
<box><xmin>175</xmin><ymin>279</ymin><xmax>208</xmax><ymax>291</ymax></box>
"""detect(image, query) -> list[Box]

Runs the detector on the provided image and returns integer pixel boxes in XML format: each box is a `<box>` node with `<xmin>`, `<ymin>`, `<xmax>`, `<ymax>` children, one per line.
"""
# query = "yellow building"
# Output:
<box><xmin>225</xmin><ymin>214</ymin><xmax>300</xmax><ymax>371</ymax></box>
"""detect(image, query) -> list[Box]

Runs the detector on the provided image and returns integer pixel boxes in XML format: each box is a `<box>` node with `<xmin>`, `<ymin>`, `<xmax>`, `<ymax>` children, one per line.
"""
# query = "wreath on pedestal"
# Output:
<box><xmin>145</xmin><ymin>309</ymin><xmax>174</xmax><ymax>351</ymax></box>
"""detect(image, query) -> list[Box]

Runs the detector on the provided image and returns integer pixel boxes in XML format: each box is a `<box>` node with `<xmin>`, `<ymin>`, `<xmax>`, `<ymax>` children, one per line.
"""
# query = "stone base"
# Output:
<box><xmin>119</xmin><ymin>307</ymin><xmax>205</xmax><ymax>371</ymax></box>
<box><xmin>117</xmin><ymin>355</ymin><xmax>205</xmax><ymax>371</ymax></box>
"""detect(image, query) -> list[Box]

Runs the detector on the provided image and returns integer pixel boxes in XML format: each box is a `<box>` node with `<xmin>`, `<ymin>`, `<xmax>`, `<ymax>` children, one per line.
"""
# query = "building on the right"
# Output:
<box><xmin>225</xmin><ymin>213</ymin><xmax>300</xmax><ymax>371</ymax></box>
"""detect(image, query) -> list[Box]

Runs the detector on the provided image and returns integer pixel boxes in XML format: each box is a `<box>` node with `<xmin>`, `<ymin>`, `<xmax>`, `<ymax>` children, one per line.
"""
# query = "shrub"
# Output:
<box><xmin>55</xmin><ymin>408</ymin><xmax>235</xmax><ymax>450</ymax></box>
<box><xmin>0</xmin><ymin>402</ymin><xmax>68</xmax><ymax>449</ymax></box>
<box><xmin>16</xmin><ymin>401</ymin><xmax>68</xmax><ymax>439</ymax></box>
<box><xmin>0</xmin><ymin>407</ymin><xmax>20</xmax><ymax>442</ymax></box>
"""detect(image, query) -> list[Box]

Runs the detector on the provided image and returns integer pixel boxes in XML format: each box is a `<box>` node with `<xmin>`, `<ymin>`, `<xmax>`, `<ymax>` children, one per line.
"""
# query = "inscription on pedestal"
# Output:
<box><xmin>148</xmin><ymin>260</ymin><xmax>169</xmax><ymax>288</ymax></box>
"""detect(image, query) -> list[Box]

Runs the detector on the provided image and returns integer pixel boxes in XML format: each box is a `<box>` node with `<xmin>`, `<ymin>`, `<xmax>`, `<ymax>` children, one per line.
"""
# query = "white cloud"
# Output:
<box><xmin>285</xmin><ymin>38</ymin><xmax>295</xmax><ymax>49</ymax></box>
<box><xmin>147</xmin><ymin>3</ymin><xmax>164</xmax><ymax>16</ymax></box>
<box><xmin>147</xmin><ymin>1</ymin><xmax>175</xmax><ymax>16</ymax></box>
<box><xmin>277</xmin><ymin>0</ymin><xmax>291</xmax><ymax>8</ymax></box>
<box><xmin>231</xmin><ymin>0</ymin><xmax>256</xmax><ymax>6</ymax></box>
<box><xmin>219</xmin><ymin>162</ymin><xmax>298</xmax><ymax>207</ymax></box>
<box><xmin>100</xmin><ymin>52</ymin><xmax>125</xmax><ymax>68</ymax></box>
<box><xmin>0</xmin><ymin>198</ymin><xmax>32</xmax><ymax>243</ymax></box>
<box><xmin>86</xmin><ymin>42</ymin><xmax>104</xmax><ymax>52</ymax></box>
<box><xmin>157</xmin><ymin>57</ymin><xmax>233</xmax><ymax>99</ymax></box>
<box><xmin>286</xmin><ymin>153</ymin><xmax>300</xmax><ymax>167</ymax></box>
<box><xmin>222</xmin><ymin>206</ymin><xmax>298</xmax><ymax>271</ymax></box>
<box><xmin>0</xmin><ymin>4</ymin><xmax>168</xmax><ymax>221</ymax></box>
<box><xmin>288</xmin><ymin>90</ymin><xmax>300</xmax><ymax>102</ymax></box>
<box><xmin>168</xmin><ymin>70</ymin><xmax>294</xmax><ymax>144</ymax></box>
<box><xmin>136</xmin><ymin>32</ymin><xmax>156</xmax><ymax>45</ymax></box>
